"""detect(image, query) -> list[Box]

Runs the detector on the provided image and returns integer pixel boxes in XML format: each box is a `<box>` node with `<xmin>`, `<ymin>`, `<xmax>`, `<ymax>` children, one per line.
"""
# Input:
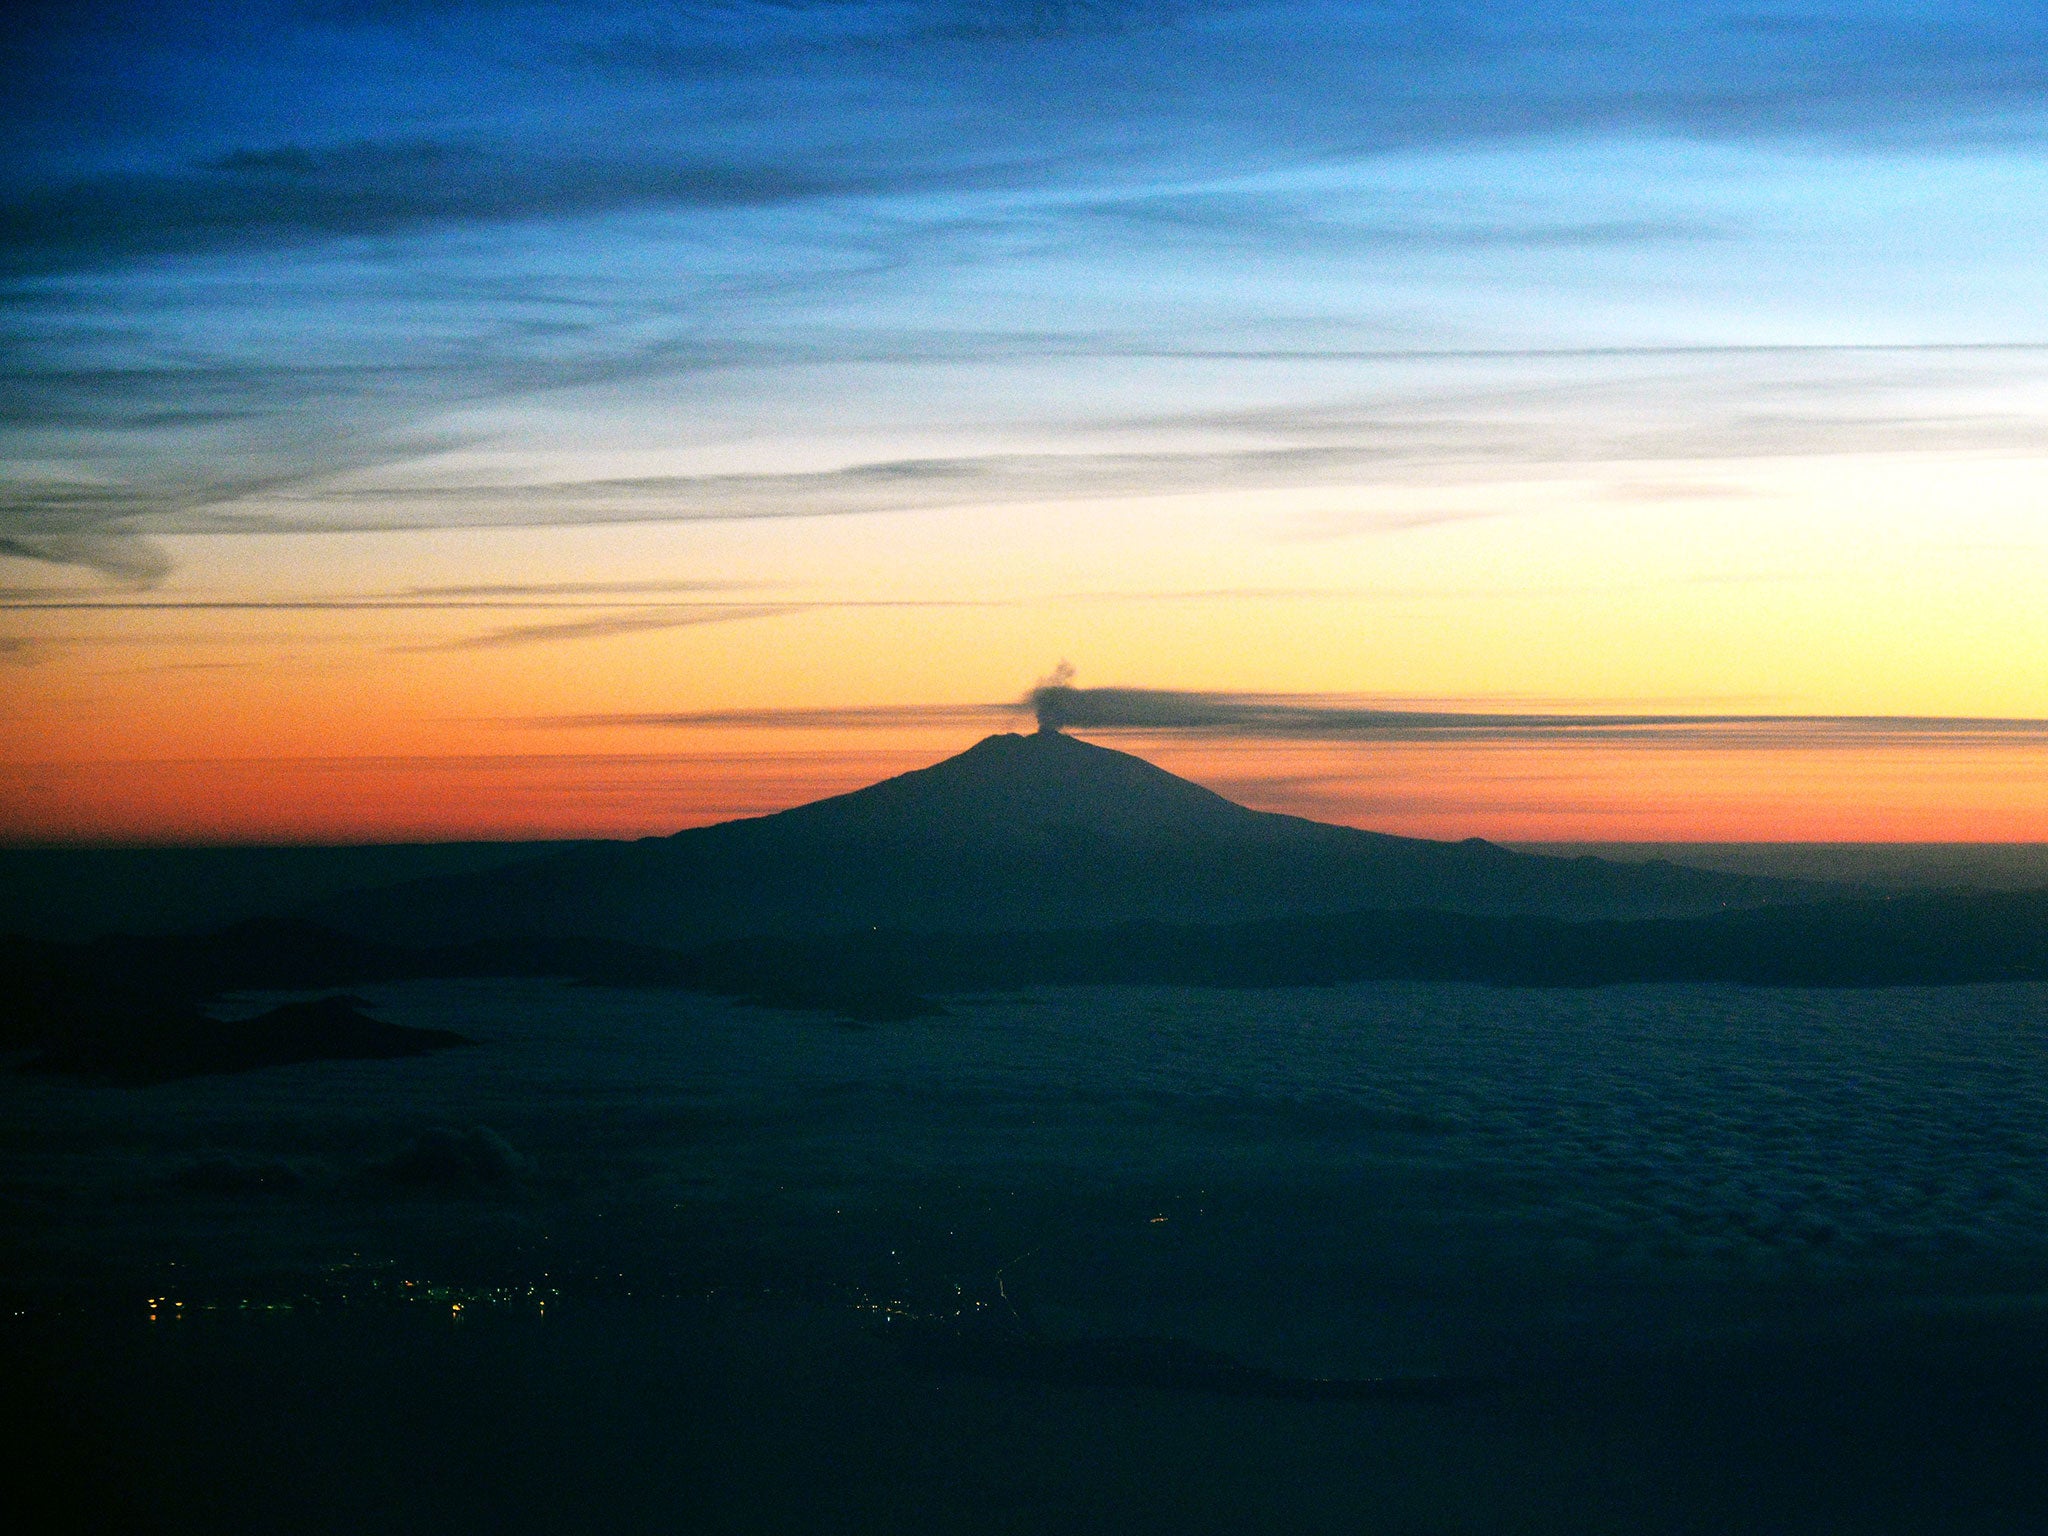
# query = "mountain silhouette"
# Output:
<box><xmin>314</xmin><ymin>730</ymin><xmax>1808</xmax><ymax>947</ymax></box>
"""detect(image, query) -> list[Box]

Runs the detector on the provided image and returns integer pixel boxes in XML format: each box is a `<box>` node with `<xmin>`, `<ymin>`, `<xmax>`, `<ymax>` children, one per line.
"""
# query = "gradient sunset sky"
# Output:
<box><xmin>5</xmin><ymin>1</ymin><xmax>2048</xmax><ymax>841</ymax></box>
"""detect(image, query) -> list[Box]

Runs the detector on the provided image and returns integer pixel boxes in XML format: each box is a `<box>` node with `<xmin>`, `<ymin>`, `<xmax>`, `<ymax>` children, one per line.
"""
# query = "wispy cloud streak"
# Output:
<box><xmin>415</xmin><ymin>604</ymin><xmax>808</xmax><ymax>651</ymax></box>
<box><xmin>63</xmin><ymin>345</ymin><xmax>2048</xmax><ymax>544</ymax></box>
<box><xmin>540</xmin><ymin>705</ymin><xmax>1018</xmax><ymax>730</ymax></box>
<box><xmin>403</xmin><ymin>598</ymin><xmax>993</xmax><ymax>651</ymax></box>
<box><xmin>0</xmin><ymin>141</ymin><xmax>850</xmax><ymax>279</ymax></box>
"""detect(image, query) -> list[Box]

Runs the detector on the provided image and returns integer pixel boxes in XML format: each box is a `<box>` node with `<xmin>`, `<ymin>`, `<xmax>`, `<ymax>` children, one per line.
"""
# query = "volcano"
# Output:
<box><xmin>315</xmin><ymin>730</ymin><xmax>1805</xmax><ymax>947</ymax></box>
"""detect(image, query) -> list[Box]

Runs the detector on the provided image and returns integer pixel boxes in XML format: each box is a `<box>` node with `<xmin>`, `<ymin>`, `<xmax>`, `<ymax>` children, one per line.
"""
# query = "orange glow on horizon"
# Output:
<box><xmin>6</xmin><ymin>464</ymin><xmax>2047</xmax><ymax>846</ymax></box>
<box><xmin>7</xmin><ymin>732</ymin><xmax>2046</xmax><ymax>845</ymax></box>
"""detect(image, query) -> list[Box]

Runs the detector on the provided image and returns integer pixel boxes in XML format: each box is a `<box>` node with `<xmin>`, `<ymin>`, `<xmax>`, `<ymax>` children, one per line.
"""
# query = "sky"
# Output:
<box><xmin>4</xmin><ymin>0</ymin><xmax>2048</xmax><ymax>841</ymax></box>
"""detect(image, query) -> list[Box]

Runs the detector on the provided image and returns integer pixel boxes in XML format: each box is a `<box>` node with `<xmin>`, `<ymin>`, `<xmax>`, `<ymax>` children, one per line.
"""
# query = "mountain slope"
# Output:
<box><xmin>315</xmin><ymin>730</ymin><xmax>1814</xmax><ymax>946</ymax></box>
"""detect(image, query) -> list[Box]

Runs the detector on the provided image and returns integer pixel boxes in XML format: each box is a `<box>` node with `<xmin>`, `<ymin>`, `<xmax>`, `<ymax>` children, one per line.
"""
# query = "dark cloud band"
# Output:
<box><xmin>539</xmin><ymin>688</ymin><xmax>2048</xmax><ymax>751</ymax></box>
<box><xmin>1029</xmin><ymin>687</ymin><xmax>2048</xmax><ymax>748</ymax></box>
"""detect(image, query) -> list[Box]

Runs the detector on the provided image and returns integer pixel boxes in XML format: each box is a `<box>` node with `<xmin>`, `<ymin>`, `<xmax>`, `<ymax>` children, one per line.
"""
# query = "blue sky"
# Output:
<box><xmin>8</xmin><ymin>1</ymin><xmax>2048</xmax><ymax>577</ymax></box>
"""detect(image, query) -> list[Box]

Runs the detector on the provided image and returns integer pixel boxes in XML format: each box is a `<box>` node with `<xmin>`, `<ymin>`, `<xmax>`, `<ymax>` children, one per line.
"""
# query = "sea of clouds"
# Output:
<box><xmin>7</xmin><ymin>977</ymin><xmax>2048</xmax><ymax>1373</ymax></box>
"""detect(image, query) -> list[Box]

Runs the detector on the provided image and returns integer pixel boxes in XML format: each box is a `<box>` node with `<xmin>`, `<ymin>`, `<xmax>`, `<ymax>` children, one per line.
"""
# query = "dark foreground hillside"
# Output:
<box><xmin>670</xmin><ymin>887</ymin><xmax>2048</xmax><ymax>999</ymax></box>
<box><xmin>0</xmin><ymin>842</ymin><xmax>590</xmax><ymax>942</ymax></box>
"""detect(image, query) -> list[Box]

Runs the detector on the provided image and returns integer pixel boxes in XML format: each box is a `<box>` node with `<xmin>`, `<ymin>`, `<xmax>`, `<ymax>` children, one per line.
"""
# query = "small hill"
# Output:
<box><xmin>20</xmin><ymin>992</ymin><xmax>471</xmax><ymax>1085</ymax></box>
<box><xmin>314</xmin><ymin>730</ymin><xmax>1812</xmax><ymax>947</ymax></box>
